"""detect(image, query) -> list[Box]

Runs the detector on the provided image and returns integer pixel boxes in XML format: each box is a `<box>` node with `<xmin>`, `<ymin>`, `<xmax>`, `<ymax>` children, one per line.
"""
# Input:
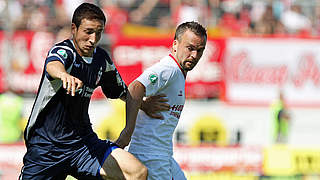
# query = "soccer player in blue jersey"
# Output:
<box><xmin>19</xmin><ymin>3</ymin><xmax>169</xmax><ymax>180</ymax></box>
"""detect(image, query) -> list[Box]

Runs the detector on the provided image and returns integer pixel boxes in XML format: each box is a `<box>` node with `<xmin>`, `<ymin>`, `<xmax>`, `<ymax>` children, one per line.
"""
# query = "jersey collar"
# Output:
<box><xmin>169</xmin><ymin>54</ymin><xmax>186</xmax><ymax>78</ymax></box>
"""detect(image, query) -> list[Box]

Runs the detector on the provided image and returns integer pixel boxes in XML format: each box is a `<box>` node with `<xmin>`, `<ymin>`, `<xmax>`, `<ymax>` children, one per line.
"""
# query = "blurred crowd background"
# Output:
<box><xmin>0</xmin><ymin>0</ymin><xmax>319</xmax><ymax>94</ymax></box>
<box><xmin>1</xmin><ymin>0</ymin><xmax>320</xmax><ymax>40</ymax></box>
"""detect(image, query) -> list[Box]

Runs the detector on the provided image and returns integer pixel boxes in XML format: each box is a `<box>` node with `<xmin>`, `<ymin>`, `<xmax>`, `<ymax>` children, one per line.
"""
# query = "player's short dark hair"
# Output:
<box><xmin>174</xmin><ymin>21</ymin><xmax>207</xmax><ymax>42</ymax></box>
<box><xmin>72</xmin><ymin>3</ymin><xmax>106</xmax><ymax>28</ymax></box>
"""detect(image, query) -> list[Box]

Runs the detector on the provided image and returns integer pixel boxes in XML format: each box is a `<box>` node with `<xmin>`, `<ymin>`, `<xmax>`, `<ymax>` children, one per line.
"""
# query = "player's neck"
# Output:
<box><xmin>71</xmin><ymin>39</ymin><xmax>82</xmax><ymax>56</ymax></box>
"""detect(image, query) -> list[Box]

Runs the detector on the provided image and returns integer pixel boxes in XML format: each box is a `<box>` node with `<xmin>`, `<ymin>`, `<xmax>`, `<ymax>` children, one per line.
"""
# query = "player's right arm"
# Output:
<box><xmin>45</xmin><ymin>43</ymin><xmax>83</xmax><ymax>96</ymax></box>
<box><xmin>46</xmin><ymin>60</ymin><xmax>83</xmax><ymax>96</ymax></box>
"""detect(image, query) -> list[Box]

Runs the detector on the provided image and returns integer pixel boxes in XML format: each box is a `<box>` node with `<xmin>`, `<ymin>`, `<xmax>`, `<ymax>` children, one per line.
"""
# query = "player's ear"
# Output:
<box><xmin>71</xmin><ymin>23</ymin><xmax>77</xmax><ymax>35</ymax></box>
<box><xmin>172</xmin><ymin>40</ymin><xmax>178</xmax><ymax>53</ymax></box>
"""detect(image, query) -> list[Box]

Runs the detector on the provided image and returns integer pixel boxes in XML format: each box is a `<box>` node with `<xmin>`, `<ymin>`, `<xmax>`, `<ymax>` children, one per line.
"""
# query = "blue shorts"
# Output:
<box><xmin>20</xmin><ymin>135</ymin><xmax>119</xmax><ymax>180</ymax></box>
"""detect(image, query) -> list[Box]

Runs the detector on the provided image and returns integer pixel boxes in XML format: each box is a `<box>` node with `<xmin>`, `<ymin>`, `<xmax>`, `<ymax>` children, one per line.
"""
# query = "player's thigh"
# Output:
<box><xmin>171</xmin><ymin>157</ymin><xmax>187</xmax><ymax>180</ymax></box>
<box><xmin>20</xmin><ymin>146</ymin><xmax>68</xmax><ymax>180</ymax></box>
<box><xmin>134</xmin><ymin>153</ymin><xmax>171</xmax><ymax>180</ymax></box>
<box><xmin>100</xmin><ymin>148</ymin><xmax>146</xmax><ymax>179</ymax></box>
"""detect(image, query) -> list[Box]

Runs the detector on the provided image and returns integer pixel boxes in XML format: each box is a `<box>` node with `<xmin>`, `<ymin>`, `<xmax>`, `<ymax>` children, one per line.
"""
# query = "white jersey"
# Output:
<box><xmin>129</xmin><ymin>54</ymin><xmax>186</xmax><ymax>156</ymax></box>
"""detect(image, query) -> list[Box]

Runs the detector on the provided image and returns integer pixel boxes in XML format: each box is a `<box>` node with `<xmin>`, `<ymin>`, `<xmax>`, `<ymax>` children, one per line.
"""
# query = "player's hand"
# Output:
<box><xmin>141</xmin><ymin>94</ymin><xmax>170</xmax><ymax>120</ymax></box>
<box><xmin>115</xmin><ymin>128</ymin><xmax>133</xmax><ymax>148</ymax></box>
<box><xmin>59</xmin><ymin>72</ymin><xmax>83</xmax><ymax>96</ymax></box>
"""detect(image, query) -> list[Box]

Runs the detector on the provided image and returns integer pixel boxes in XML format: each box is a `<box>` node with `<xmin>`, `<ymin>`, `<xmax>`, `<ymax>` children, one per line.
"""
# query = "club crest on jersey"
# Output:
<box><xmin>149</xmin><ymin>74</ymin><xmax>158</xmax><ymax>85</ymax></box>
<box><xmin>57</xmin><ymin>49</ymin><xmax>67</xmax><ymax>59</ymax></box>
<box><xmin>96</xmin><ymin>67</ymin><xmax>103</xmax><ymax>85</ymax></box>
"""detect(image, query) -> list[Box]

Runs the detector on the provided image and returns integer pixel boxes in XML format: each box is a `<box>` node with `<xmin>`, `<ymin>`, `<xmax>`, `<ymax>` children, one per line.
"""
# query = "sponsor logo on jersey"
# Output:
<box><xmin>57</xmin><ymin>49</ymin><xmax>67</xmax><ymax>59</ymax></box>
<box><xmin>171</xmin><ymin>104</ymin><xmax>184</xmax><ymax>111</ymax></box>
<box><xmin>76</xmin><ymin>85</ymin><xmax>94</xmax><ymax>98</ymax></box>
<box><xmin>169</xmin><ymin>104</ymin><xmax>184</xmax><ymax>119</ymax></box>
<box><xmin>149</xmin><ymin>74</ymin><xmax>158</xmax><ymax>85</ymax></box>
<box><xmin>74</xmin><ymin>62</ymin><xmax>81</xmax><ymax>68</ymax></box>
<box><xmin>170</xmin><ymin>111</ymin><xmax>181</xmax><ymax>119</ymax></box>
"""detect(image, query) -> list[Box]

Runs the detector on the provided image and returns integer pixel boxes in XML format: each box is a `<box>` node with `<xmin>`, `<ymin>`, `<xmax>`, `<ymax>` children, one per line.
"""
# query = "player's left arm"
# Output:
<box><xmin>116</xmin><ymin>80</ymin><xmax>145</xmax><ymax>148</ymax></box>
<box><xmin>141</xmin><ymin>94</ymin><xmax>170</xmax><ymax>119</ymax></box>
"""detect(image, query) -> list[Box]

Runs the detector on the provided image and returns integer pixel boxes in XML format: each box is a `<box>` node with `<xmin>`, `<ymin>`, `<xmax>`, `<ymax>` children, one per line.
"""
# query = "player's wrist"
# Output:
<box><xmin>58</xmin><ymin>71</ymin><xmax>66</xmax><ymax>79</ymax></box>
<box><xmin>123</xmin><ymin>126</ymin><xmax>134</xmax><ymax>136</ymax></box>
<box><xmin>140</xmin><ymin>97</ymin><xmax>147</xmax><ymax>111</ymax></box>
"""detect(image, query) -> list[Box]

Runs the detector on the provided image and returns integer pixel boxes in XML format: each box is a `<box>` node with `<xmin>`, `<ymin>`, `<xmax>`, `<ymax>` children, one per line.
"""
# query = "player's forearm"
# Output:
<box><xmin>46</xmin><ymin>61</ymin><xmax>68</xmax><ymax>80</ymax></box>
<box><xmin>125</xmin><ymin>94</ymin><xmax>141</xmax><ymax>134</ymax></box>
<box><xmin>125</xmin><ymin>81</ymin><xmax>145</xmax><ymax>134</ymax></box>
<box><xmin>120</xmin><ymin>90</ymin><xmax>144</xmax><ymax>111</ymax></box>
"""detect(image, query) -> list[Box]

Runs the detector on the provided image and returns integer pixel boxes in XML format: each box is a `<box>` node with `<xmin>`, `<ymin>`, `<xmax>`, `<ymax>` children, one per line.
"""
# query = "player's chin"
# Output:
<box><xmin>184</xmin><ymin>66</ymin><xmax>194</xmax><ymax>71</ymax></box>
<box><xmin>82</xmin><ymin>50</ymin><xmax>93</xmax><ymax>57</ymax></box>
<box><xmin>184</xmin><ymin>62</ymin><xmax>196</xmax><ymax>70</ymax></box>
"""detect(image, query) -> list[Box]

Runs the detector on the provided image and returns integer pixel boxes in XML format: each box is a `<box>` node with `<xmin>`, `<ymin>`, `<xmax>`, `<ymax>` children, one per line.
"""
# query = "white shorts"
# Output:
<box><xmin>132</xmin><ymin>153</ymin><xmax>186</xmax><ymax>180</ymax></box>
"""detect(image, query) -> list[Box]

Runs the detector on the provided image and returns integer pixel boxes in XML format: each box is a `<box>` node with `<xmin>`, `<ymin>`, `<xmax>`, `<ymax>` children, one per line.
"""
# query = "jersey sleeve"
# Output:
<box><xmin>136</xmin><ymin>64</ymin><xmax>172</xmax><ymax>97</ymax></box>
<box><xmin>44</xmin><ymin>46</ymin><xmax>74</xmax><ymax>80</ymax></box>
<box><xmin>99</xmin><ymin>63</ymin><xmax>127</xmax><ymax>99</ymax></box>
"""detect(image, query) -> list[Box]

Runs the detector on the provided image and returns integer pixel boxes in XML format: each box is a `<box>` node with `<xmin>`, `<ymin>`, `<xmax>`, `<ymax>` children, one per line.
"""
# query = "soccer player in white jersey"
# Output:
<box><xmin>127</xmin><ymin>21</ymin><xmax>207</xmax><ymax>180</ymax></box>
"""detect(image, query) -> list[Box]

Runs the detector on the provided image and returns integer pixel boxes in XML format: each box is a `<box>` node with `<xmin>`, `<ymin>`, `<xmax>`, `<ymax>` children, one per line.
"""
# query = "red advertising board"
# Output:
<box><xmin>0</xmin><ymin>31</ymin><xmax>54</xmax><ymax>93</ymax></box>
<box><xmin>0</xmin><ymin>32</ymin><xmax>224</xmax><ymax>98</ymax></box>
<box><xmin>112</xmin><ymin>37</ymin><xmax>225</xmax><ymax>98</ymax></box>
<box><xmin>3</xmin><ymin>31</ymin><xmax>320</xmax><ymax>103</ymax></box>
<box><xmin>174</xmin><ymin>145</ymin><xmax>263</xmax><ymax>173</ymax></box>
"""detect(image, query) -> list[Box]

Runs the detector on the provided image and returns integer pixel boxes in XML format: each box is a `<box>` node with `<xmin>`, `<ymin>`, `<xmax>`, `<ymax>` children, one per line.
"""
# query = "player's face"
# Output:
<box><xmin>72</xmin><ymin>18</ymin><xmax>104</xmax><ymax>57</ymax></box>
<box><xmin>172</xmin><ymin>30</ymin><xmax>206</xmax><ymax>72</ymax></box>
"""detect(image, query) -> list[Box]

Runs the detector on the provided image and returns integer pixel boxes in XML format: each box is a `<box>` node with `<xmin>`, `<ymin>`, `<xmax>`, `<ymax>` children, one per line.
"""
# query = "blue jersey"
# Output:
<box><xmin>24</xmin><ymin>39</ymin><xmax>127</xmax><ymax>148</ymax></box>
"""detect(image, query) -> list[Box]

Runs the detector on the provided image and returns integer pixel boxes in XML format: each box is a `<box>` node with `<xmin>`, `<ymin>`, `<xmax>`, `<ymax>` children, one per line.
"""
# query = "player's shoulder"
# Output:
<box><xmin>146</xmin><ymin>56</ymin><xmax>178</xmax><ymax>80</ymax></box>
<box><xmin>52</xmin><ymin>39</ymin><xmax>75</xmax><ymax>52</ymax></box>
<box><xmin>147</xmin><ymin>62</ymin><xmax>172</xmax><ymax>77</ymax></box>
<box><xmin>47</xmin><ymin>39</ymin><xmax>75</xmax><ymax>61</ymax></box>
<box><xmin>159</xmin><ymin>56</ymin><xmax>181</xmax><ymax>74</ymax></box>
<box><xmin>153</xmin><ymin>56</ymin><xmax>174</xmax><ymax>70</ymax></box>
<box><xmin>95</xmin><ymin>46</ymin><xmax>113</xmax><ymax>65</ymax></box>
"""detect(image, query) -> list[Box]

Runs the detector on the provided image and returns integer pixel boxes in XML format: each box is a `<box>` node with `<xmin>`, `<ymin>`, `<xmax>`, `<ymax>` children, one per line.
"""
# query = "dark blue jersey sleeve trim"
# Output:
<box><xmin>44</xmin><ymin>46</ymin><xmax>74</xmax><ymax>80</ymax></box>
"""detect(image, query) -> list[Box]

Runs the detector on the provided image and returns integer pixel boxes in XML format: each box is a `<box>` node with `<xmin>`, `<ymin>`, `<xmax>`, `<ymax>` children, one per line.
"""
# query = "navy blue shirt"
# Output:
<box><xmin>24</xmin><ymin>39</ymin><xmax>127</xmax><ymax>149</ymax></box>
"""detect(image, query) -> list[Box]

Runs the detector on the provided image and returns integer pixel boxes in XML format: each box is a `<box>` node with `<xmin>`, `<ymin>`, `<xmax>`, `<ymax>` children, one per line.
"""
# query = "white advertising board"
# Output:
<box><xmin>224</xmin><ymin>38</ymin><xmax>320</xmax><ymax>106</ymax></box>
